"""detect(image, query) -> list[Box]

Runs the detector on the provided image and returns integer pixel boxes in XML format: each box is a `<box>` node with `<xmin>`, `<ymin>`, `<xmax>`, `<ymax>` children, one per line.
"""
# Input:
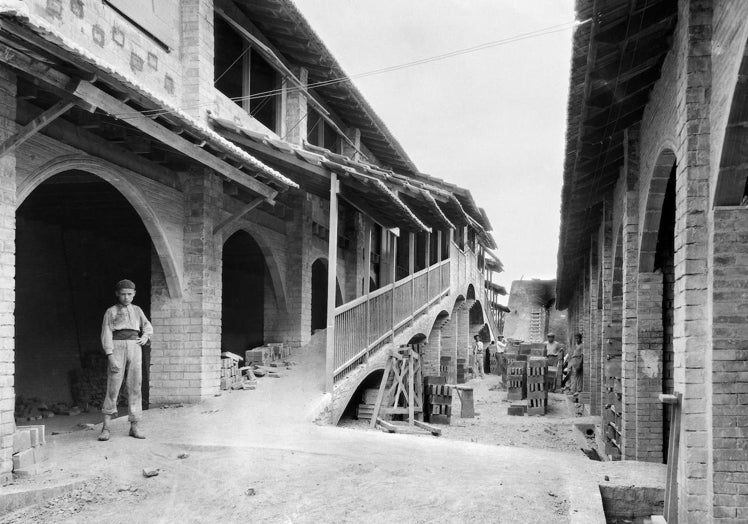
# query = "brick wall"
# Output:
<box><xmin>636</xmin><ymin>271</ymin><xmax>664</xmax><ymax>463</ymax></box>
<box><xmin>423</xmin><ymin>326</ymin><xmax>442</xmax><ymax>377</ymax></box>
<box><xmin>0</xmin><ymin>64</ymin><xmax>15</xmax><ymax>485</ymax></box>
<box><xmin>711</xmin><ymin>206</ymin><xmax>748</xmax><ymax>521</ymax></box>
<box><xmin>181</xmin><ymin>0</ymin><xmax>214</xmax><ymax>122</ymax></box>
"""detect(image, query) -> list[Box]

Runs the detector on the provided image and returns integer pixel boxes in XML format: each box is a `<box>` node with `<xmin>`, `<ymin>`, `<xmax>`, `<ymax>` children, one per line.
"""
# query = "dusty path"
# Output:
<box><xmin>2</xmin><ymin>354</ymin><xmax>660</xmax><ymax>523</ymax></box>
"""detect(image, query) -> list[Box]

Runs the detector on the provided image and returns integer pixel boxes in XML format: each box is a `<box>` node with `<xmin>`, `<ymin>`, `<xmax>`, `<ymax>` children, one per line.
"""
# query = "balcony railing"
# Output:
<box><xmin>333</xmin><ymin>259</ymin><xmax>451</xmax><ymax>380</ymax></box>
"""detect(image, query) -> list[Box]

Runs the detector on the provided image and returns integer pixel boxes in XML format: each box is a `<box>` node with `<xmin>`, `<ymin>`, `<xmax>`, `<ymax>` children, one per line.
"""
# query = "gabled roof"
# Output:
<box><xmin>556</xmin><ymin>0</ymin><xmax>677</xmax><ymax>308</ymax></box>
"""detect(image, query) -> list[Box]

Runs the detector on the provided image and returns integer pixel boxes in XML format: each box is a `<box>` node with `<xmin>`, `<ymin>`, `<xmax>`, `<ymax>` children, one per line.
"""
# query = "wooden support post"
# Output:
<box><xmin>0</xmin><ymin>97</ymin><xmax>75</xmax><ymax>158</ymax></box>
<box><xmin>213</xmin><ymin>197</ymin><xmax>263</xmax><ymax>236</ymax></box>
<box><xmin>325</xmin><ymin>172</ymin><xmax>340</xmax><ymax>393</ymax></box>
<box><xmin>364</xmin><ymin>224</ymin><xmax>372</xmax><ymax>355</ymax></box>
<box><xmin>408</xmin><ymin>349</ymin><xmax>415</xmax><ymax>426</ymax></box>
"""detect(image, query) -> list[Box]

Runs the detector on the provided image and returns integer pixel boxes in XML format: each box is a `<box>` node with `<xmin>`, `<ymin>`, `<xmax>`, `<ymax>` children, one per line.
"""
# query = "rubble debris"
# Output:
<box><xmin>177</xmin><ymin>453</ymin><xmax>189</xmax><ymax>459</ymax></box>
<box><xmin>245</xmin><ymin>488</ymin><xmax>257</xmax><ymax>496</ymax></box>
<box><xmin>142</xmin><ymin>467</ymin><xmax>160</xmax><ymax>478</ymax></box>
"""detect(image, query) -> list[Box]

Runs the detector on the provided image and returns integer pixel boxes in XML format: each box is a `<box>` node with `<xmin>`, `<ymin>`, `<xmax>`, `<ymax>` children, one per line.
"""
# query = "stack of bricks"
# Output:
<box><xmin>424</xmin><ymin>376</ymin><xmax>452</xmax><ymax>425</ymax></box>
<box><xmin>245</xmin><ymin>346</ymin><xmax>271</xmax><ymax>367</ymax></box>
<box><xmin>526</xmin><ymin>358</ymin><xmax>548</xmax><ymax>416</ymax></box>
<box><xmin>266</xmin><ymin>342</ymin><xmax>289</xmax><ymax>363</ymax></box>
<box><xmin>507</xmin><ymin>360</ymin><xmax>527</xmax><ymax>401</ymax></box>
<box><xmin>219</xmin><ymin>356</ymin><xmax>240</xmax><ymax>390</ymax></box>
<box><xmin>356</xmin><ymin>388</ymin><xmax>379</xmax><ymax>421</ymax></box>
<box><xmin>12</xmin><ymin>425</ymin><xmax>46</xmax><ymax>478</ymax></box>
<box><xmin>456</xmin><ymin>358</ymin><xmax>466</xmax><ymax>384</ymax></box>
<box><xmin>439</xmin><ymin>356</ymin><xmax>451</xmax><ymax>379</ymax></box>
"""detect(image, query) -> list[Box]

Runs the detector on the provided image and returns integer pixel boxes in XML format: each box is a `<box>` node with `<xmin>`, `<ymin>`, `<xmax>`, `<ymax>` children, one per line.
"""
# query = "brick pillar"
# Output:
<box><xmin>589</xmin><ymin>237</ymin><xmax>602</xmax><ymax>415</ymax></box>
<box><xmin>599</xmin><ymin>203</ymin><xmax>614</xmax><ymax>415</ymax></box>
<box><xmin>181</xmin><ymin>0</ymin><xmax>214</xmax><ymax>123</ymax></box>
<box><xmin>440</xmin><ymin>315</ymin><xmax>457</xmax><ymax>382</ymax></box>
<box><xmin>150</xmin><ymin>170</ymin><xmax>222</xmax><ymax>403</ymax></box>
<box><xmin>581</xmin><ymin>259</ymin><xmax>591</xmax><ymax>406</ymax></box>
<box><xmin>285</xmin><ymin>192</ymin><xmax>313</xmax><ymax>349</ymax></box>
<box><xmin>459</xmin><ymin>300</ymin><xmax>472</xmax><ymax>363</ymax></box>
<box><xmin>674</xmin><ymin>2</ymin><xmax>713</xmax><ymax>520</ymax></box>
<box><xmin>711</xmin><ymin>207</ymin><xmax>748</xmax><ymax>520</ymax></box>
<box><xmin>284</xmin><ymin>67</ymin><xmax>308</xmax><ymax>146</ymax></box>
<box><xmin>423</xmin><ymin>325</ymin><xmax>442</xmax><ymax>377</ymax></box>
<box><xmin>621</xmin><ymin>126</ymin><xmax>640</xmax><ymax>460</ymax></box>
<box><xmin>0</xmin><ymin>65</ymin><xmax>15</xmax><ymax>485</ymax></box>
<box><xmin>636</xmin><ymin>271</ymin><xmax>664</xmax><ymax>463</ymax></box>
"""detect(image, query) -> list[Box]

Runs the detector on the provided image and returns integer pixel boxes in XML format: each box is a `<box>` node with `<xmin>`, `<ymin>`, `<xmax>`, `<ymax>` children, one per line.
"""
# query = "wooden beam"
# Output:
<box><xmin>72</xmin><ymin>81</ymin><xmax>278</xmax><ymax>202</ymax></box>
<box><xmin>213</xmin><ymin>197</ymin><xmax>264</xmax><ymax>236</ymax></box>
<box><xmin>0</xmin><ymin>97</ymin><xmax>75</xmax><ymax>158</ymax></box>
<box><xmin>325</xmin><ymin>172</ymin><xmax>340</xmax><ymax>394</ymax></box>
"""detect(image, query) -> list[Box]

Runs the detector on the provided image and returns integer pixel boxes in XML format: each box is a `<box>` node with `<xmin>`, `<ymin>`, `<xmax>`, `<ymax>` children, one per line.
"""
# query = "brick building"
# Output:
<box><xmin>503</xmin><ymin>279</ymin><xmax>567</xmax><ymax>344</ymax></box>
<box><xmin>0</xmin><ymin>0</ymin><xmax>500</xmax><ymax>483</ymax></box>
<box><xmin>557</xmin><ymin>0</ymin><xmax>748</xmax><ymax>520</ymax></box>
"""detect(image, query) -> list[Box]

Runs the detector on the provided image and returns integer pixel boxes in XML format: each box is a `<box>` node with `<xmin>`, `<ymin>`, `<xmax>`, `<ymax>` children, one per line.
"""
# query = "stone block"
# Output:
<box><xmin>11</xmin><ymin>448</ymin><xmax>34</xmax><ymax>471</ymax></box>
<box><xmin>12</xmin><ymin>430</ymin><xmax>31</xmax><ymax>454</ymax></box>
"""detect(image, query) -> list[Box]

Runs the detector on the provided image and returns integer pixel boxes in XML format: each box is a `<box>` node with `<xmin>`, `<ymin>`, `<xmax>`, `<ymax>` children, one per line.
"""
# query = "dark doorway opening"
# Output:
<box><xmin>16</xmin><ymin>171</ymin><xmax>153</xmax><ymax>415</ymax></box>
<box><xmin>310</xmin><ymin>258</ymin><xmax>342</xmax><ymax>333</ymax></box>
<box><xmin>654</xmin><ymin>165</ymin><xmax>676</xmax><ymax>463</ymax></box>
<box><xmin>222</xmin><ymin>231</ymin><xmax>267</xmax><ymax>353</ymax></box>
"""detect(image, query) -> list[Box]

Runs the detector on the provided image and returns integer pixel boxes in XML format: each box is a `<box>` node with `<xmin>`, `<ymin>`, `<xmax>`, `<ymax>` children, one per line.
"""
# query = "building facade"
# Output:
<box><xmin>0</xmin><ymin>0</ymin><xmax>500</xmax><ymax>483</ymax></box>
<box><xmin>557</xmin><ymin>1</ymin><xmax>748</xmax><ymax>521</ymax></box>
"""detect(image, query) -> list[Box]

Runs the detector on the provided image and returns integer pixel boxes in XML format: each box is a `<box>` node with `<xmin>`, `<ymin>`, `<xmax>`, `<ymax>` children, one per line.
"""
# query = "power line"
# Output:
<box><xmin>114</xmin><ymin>18</ymin><xmax>589</xmax><ymax>121</ymax></box>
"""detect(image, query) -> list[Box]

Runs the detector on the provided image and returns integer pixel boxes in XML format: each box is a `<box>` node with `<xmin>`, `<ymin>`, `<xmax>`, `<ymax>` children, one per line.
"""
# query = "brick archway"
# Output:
<box><xmin>18</xmin><ymin>155</ymin><xmax>183</xmax><ymax>298</ymax></box>
<box><xmin>715</xmin><ymin>36</ymin><xmax>748</xmax><ymax>206</ymax></box>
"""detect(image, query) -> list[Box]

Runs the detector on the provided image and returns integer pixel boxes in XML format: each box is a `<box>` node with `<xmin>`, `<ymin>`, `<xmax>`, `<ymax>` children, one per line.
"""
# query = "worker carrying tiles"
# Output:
<box><xmin>98</xmin><ymin>279</ymin><xmax>153</xmax><ymax>441</ymax></box>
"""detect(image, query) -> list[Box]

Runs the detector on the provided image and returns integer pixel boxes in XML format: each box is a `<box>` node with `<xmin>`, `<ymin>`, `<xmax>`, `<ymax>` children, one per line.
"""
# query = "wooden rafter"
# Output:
<box><xmin>213</xmin><ymin>197</ymin><xmax>264</xmax><ymax>236</ymax></box>
<box><xmin>0</xmin><ymin>96</ymin><xmax>75</xmax><ymax>158</ymax></box>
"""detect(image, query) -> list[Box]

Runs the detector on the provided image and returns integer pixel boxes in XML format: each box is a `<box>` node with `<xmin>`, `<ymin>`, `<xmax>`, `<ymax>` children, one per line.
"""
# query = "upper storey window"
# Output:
<box><xmin>307</xmin><ymin>108</ymin><xmax>341</xmax><ymax>153</ymax></box>
<box><xmin>214</xmin><ymin>16</ymin><xmax>280</xmax><ymax>133</ymax></box>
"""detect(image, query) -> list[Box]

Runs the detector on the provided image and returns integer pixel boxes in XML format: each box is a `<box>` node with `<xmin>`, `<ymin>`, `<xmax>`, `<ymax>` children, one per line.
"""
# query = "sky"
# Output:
<box><xmin>292</xmin><ymin>0</ymin><xmax>576</xmax><ymax>301</ymax></box>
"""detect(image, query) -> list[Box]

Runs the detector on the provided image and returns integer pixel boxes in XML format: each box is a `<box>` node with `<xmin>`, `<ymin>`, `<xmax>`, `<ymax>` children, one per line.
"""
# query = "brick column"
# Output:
<box><xmin>0</xmin><ymin>65</ymin><xmax>15</xmax><ymax>485</ymax></box>
<box><xmin>581</xmin><ymin>259</ymin><xmax>591</xmax><ymax>406</ymax></box>
<box><xmin>599</xmin><ymin>202</ymin><xmax>614</xmax><ymax>412</ymax></box>
<box><xmin>636</xmin><ymin>271</ymin><xmax>664</xmax><ymax>463</ymax></box>
<box><xmin>284</xmin><ymin>67</ymin><xmax>308</xmax><ymax>146</ymax></box>
<box><xmin>589</xmin><ymin>237</ymin><xmax>602</xmax><ymax>415</ymax></box>
<box><xmin>621</xmin><ymin>126</ymin><xmax>640</xmax><ymax>460</ymax></box>
<box><xmin>423</xmin><ymin>325</ymin><xmax>442</xmax><ymax>377</ymax></box>
<box><xmin>711</xmin><ymin>207</ymin><xmax>748</xmax><ymax>520</ymax></box>
<box><xmin>150</xmin><ymin>170</ymin><xmax>223</xmax><ymax>404</ymax></box>
<box><xmin>674</xmin><ymin>2</ymin><xmax>713</xmax><ymax>520</ymax></box>
<box><xmin>459</xmin><ymin>300</ymin><xmax>472</xmax><ymax>363</ymax></box>
<box><xmin>181</xmin><ymin>0</ymin><xmax>214</xmax><ymax>123</ymax></box>
<box><xmin>284</xmin><ymin>192</ymin><xmax>313</xmax><ymax>349</ymax></box>
<box><xmin>440</xmin><ymin>315</ymin><xmax>457</xmax><ymax>382</ymax></box>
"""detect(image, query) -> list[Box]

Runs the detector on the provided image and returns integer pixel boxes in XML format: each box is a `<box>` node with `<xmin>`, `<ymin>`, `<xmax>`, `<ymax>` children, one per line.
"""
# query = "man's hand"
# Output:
<box><xmin>108</xmin><ymin>354</ymin><xmax>120</xmax><ymax>374</ymax></box>
<box><xmin>137</xmin><ymin>335</ymin><xmax>149</xmax><ymax>346</ymax></box>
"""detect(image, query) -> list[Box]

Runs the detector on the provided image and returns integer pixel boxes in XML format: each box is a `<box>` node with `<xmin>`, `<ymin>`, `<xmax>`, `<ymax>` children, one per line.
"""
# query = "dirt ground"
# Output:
<box><xmin>2</xmin><ymin>353</ymin><xmax>658</xmax><ymax>524</ymax></box>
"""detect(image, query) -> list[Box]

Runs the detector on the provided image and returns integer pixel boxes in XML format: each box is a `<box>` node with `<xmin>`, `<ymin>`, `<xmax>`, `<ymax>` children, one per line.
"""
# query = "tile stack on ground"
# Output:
<box><xmin>456</xmin><ymin>358</ymin><xmax>467</xmax><ymax>384</ymax></box>
<box><xmin>245</xmin><ymin>346</ymin><xmax>272</xmax><ymax>367</ymax></box>
<box><xmin>12</xmin><ymin>425</ymin><xmax>47</xmax><ymax>478</ymax></box>
<box><xmin>526</xmin><ymin>357</ymin><xmax>548</xmax><ymax>416</ymax></box>
<box><xmin>507</xmin><ymin>360</ymin><xmax>527</xmax><ymax>401</ymax></box>
<box><xmin>424</xmin><ymin>376</ymin><xmax>452</xmax><ymax>425</ymax></box>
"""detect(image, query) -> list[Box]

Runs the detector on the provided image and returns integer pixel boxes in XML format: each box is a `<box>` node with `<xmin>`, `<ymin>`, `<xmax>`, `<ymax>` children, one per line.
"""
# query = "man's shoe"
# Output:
<box><xmin>129</xmin><ymin>423</ymin><xmax>146</xmax><ymax>439</ymax></box>
<box><xmin>98</xmin><ymin>428</ymin><xmax>110</xmax><ymax>441</ymax></box>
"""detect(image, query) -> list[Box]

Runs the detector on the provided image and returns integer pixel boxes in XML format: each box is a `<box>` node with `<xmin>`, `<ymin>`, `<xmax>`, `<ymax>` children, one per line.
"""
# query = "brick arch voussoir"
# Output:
<box><xmin>639</xmin><ymin>147</ymin><xmax>677</xmax><ymax>272</ymax></box>
<box><xmin>17</xmin><ymin>155</ymin><xmax>183</xmax><ymax>298</ymax></box>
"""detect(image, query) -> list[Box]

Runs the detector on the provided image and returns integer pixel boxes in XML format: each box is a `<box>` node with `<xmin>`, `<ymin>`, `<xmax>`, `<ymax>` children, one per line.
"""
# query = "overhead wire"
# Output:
<box><xmin>112</xmin><ymin>17</ymin><xmax>590</xmax><ymax>121</ymax></box>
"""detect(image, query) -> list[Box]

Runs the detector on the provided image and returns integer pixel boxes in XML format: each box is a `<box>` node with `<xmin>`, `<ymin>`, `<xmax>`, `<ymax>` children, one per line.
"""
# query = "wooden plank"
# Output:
<box><xmin>413</xmin><ymin>420</ymin><xmax>441</xmax><ymax>436</ymax></box>
<box><xmin>408</xmin><ymin>349</ymin><xmax>415</xmax><ymax>426</ymax></box>
<box><xmin>0</xmin><ymin>97</ymin><xmax>75</xmax><ymax>158</ymax></box>
<box><xmin>664</xmin><ymin>392</ymin><xmax>682</xmax><ymax>524</ymax></box>
<box><xmin>324</xmin><ymin>173</ymin><xmax>339</xmax><ymax>393</ymax></box>
<box><xmin>72</xmin><ymin>81</ymin><xmax>279</xmax><ymax>201</ymax></box>
<box><xmin>213</xmin><ymin>197</ymin><xmax>264</xmax><ymax>235</ymax></box>
<box><xmin>369</xmin><ymin>357</ymin><xmax>392</xmax><ymax>429</ymax></box>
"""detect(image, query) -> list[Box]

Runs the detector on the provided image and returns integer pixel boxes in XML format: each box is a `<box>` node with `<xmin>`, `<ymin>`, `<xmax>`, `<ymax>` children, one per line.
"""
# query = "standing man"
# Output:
<box><xmin>99</xmin><ymin>279</ymin><xmax>153</xmax><ymax>441</ymax></box>
<box><xmin>472</xmin><ymin>335</ymin><xmax>485</xmax><ymax>379</ymax></box>
<box><xmin>568</xmin><ymin>333</ymin><xmax>584</xmax><ymax>400</ymax></box>
<box><xmin>544</xmin><ymin>332</ymin><xmax>563</xmax><ymax>391</ymax></box>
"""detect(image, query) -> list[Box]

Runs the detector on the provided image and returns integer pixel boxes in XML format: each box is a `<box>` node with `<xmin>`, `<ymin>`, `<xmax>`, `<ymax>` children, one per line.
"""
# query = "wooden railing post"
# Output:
<box><xmin>325</xmin><ymin>173</ymin><xmax>339</xmax><ymax>393</ymax></box>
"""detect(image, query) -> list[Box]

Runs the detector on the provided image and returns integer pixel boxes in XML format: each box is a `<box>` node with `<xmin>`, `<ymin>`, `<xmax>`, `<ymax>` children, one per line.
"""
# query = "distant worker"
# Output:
<box><xmin>99</xmin><ymin>279</ymin><xmax>153</xmax><ymax>441</ymax></box>
<box><xmin>568</xmin><ymin>333</ymin><xmax>584</xmax><ymax>400</ymax></box>
<box><xmin>544</xmin><ymin>332</ymin><xmax>563</xmax><ymax>391</ymax></box>
<box><xmin>484</xmin><ymin>340</ymin><xmax>493</xmax><ymax>374</ymax></box>
<box><xmin>472</xmin><ymin>334</ymin><xmax>485</xmax><ymax>379</ymax></box>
